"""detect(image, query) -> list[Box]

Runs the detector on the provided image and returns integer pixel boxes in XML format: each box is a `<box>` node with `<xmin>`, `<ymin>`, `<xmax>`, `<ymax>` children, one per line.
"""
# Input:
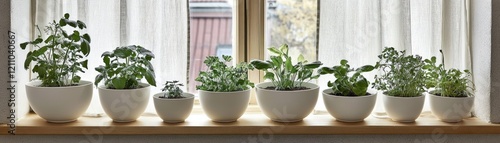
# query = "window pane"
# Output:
<box><xmin>265</xmin><ymin>0</ymin><xmax>318</xmax><ymax>62</ymax></box>
<box><xmin>188</xmin><ymin>0</ymin><xmax>235</xmax><ymax>94</ymax></box>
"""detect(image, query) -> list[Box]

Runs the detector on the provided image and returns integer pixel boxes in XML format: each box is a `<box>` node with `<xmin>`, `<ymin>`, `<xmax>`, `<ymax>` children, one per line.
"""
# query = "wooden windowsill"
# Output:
<box><xmin>1</xmin><ymin>112</ymin><xmax>499</xmax><ymax>135</ymax></box>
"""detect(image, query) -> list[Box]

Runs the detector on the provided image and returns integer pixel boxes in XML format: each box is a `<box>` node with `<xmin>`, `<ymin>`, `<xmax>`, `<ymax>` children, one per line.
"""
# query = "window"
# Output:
<box><xmin>17</xmin><ymin>0</ymin><xmax>471</xmax><ymax>118</ymax></box>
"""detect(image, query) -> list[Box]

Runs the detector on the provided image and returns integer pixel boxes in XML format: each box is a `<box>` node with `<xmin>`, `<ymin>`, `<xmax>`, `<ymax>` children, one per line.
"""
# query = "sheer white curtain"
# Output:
<box><xmin>33</xmin><ymin>0</ymin><xmax>189</xmax><ymax>116</ymax></box>
<box><xmin>317</xmin><ymin>0</ymin><xmax>471</xmax><ymax>116</ymax></box>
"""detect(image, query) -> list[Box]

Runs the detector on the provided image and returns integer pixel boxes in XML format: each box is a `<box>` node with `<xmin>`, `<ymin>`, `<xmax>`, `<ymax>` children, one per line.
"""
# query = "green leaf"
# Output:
<box><xmin>64</xmin><ymin>13</ymin><xmax>70</xmax><ymax>19</ymax></box>
<box><xmin>297</xmin><ymin>55</ymin><xmax>305</xmax><ymax>62</ymax></box>
<box><xmin>112</xmin><ymin>77</ymin><xmax>127</xmax><ymax>89</ymax></box>
<box><xmin>318</xmin><ymin>67</ymin><xmax>334</xmax><ymax>74</ymax></box>
<box><xmin>24</xmin><ymin>55</ymin><xmax>32</xmax><ymax>69</ymax></box>
<box><xmin>268</xmin><ymin>47</ymin><xmax>281</xmax><ymax>55</ymax></box>
<box><xmin>81</xmin><ymin>60</ymin><xmax>88</xmax><ymax>69</ymax></box>
<box><xmin>77</xmin><ymin>20</ymin><xmax>87</xmax><ymax>29</ymax></box>
<box><xmin>285</xmin><ymin>57</ymin><xmax>293</xmax><ymax>71</ymax></box>
<box><xmin>101</xmin><ymin>51</ymin><xmax>113</xmax><ymax>57</ymax></box>
<box><xmin>340</xmin><ymin>59</ymin><xmax>348</xmax><ymax>65</ymax></box>
<box><xmin>250</xmin><ymin>60</ymin><xmax>272</xmax><ymax>70</ymax></box>
<box><xmin>59</xmin><ymin>19</ymin><xmax>67</xmax><ymax>26</ymax></box>
<box><xmin>33</xmin><ymin>38</ymin><xmax>43</xmax><ymax>44</ymax></box>
<box><xmin>357</xmin><ymin>65</ymin><xmax>375</xmax><ymax>72</ymax></box>
<box><xmin>145</xmin><ymin>70</ymin><xmax>157</xmax><ymax>86</ymax></box>
<box><xmin>72</xmin><ymin>76</ymin><xmax>81</xmax><ymax>83</ymax></box>
<box><xmin>264</xmin><ymin>72</ymin><xmax>275</xmax><ymax>80</ymax></box>
<box><xmin>279</xmin><ymin>44</ymin><xmax>289</xmax><ymax>55</ymax></box>
<box><xmin>81</xmin><ymin>40</ymin><xmax>90</xmax><ymax>56</ymax></box>
<box><xmin>82</xmin><ymin>34</ymin><xmax>91</xmax><ymax>43</ymax></box>
<box><xmin>67</xmin><ymin>20</ymin><xmax>78</xmax><ymax>28</ymax></box>
<box><xmin>303</xmin><ymin>61</ymin><xmax>323</xmax><ymax>69</ymax></box>
<box><xmin>103</xmin><ymin>56</ymin><xmax>110</xmax><ymax>66</ymax></box>
<box><xmin>71</xmin><ymin>31</ymin><xmax>81</xmax><ymax>41</ymax></box>
<box><xmin>270</xmin><ymin>56</ymin><xmax>283</xmax><ymax>67</ymax></box>
<box><xmin>20</xmin><ymin>42</ymin><xmax>28</xmax><ymax>50</ymax></box>
<box><xmin>95</xmin><ymin>65</ymin><xmax>106</xmax><ymax>73</ymax></box>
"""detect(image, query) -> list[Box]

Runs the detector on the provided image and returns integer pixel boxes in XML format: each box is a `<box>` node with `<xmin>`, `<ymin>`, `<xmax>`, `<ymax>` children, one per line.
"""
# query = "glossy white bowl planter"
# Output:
<box><xmin>199</xmin><ymin>89</ymin><xmax>250</xmax><ymax>122</ymax></box>
<box><xmin>255</xmin><ymin>82</ymin><xmax>319</xmax><ymax>122</ymax></box>
<box><xmin>429</xmin><ymin>93</ymin><xmax>474</xmax><ymax>122</ymax></box>
<box><xmin>382</xmin><ymin>93</ymin><xmax>425</xmax><ymax>122</ymax></box>
<box><xmin>98</xmin><ymin>83</ymin><xmax>150</xmax><ymax>122</ymax></box>
<box><xmin>322</xmin><ymin>89</ymin><xmax>377</xmax><ymax>122</ymax></box>
<box><xmin>153</xmin><ymin>92</ymin><xmax>194</xmax><ymax>123</ymax></box>
<box><xmin>26</xmin><ymin>80</ymin><xmax>93</xmax><ymax>123</ymax></box>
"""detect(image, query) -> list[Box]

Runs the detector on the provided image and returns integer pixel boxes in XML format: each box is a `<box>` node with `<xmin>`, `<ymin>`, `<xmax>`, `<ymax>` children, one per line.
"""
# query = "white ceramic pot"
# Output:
<box><xmin>255</xmin><ymin>82</ymin><xmax>319</xmax><ymax>122</ymax></box>
<box><xmin>26</xmin><ymin>80</ymin><xmax>93</xmax><ymax>123</ymax></box>
<box><xmin>199</xmin><ymin>89</ymin><xmax>250</xmax><ymax>122</ymax></box>
<box><xmin>153</xmin><ymin>92</ymin><xmax>194</xmax><ymax>123</ymax></box>
<box><xmin>322</xmin><ymin>89</ymin><xmax>377</xmax><ymax>122</ymax></box>
<box><xmin>382</xmin><ymin>93</ymin><xmax>425</xmax><ymax>122</ymax></box>
<box><xmin>429</xmin><ymin>93</ymin><xmax>474</xmax><ymax>122</ymax></box>
<box><xmin>98</xmin><ymin>83</ymin><xmax>150</xmax><ymax>122</ymax></box>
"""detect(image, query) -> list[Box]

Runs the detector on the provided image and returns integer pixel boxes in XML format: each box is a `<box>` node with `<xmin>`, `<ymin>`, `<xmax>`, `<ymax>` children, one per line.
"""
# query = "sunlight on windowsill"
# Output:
<box><xmin>1</xmin><ymin>106</ymin><xmax>499</xmax><ymax>135</ymax></box>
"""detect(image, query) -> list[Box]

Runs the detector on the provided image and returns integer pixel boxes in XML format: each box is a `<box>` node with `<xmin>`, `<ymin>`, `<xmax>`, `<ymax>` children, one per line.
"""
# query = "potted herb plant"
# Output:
<box><xmin>423</xmin><ymin>51</ymin><xmax>475</xmax><ymax>122</ymax></box>
<box><xmin>20</xmin><ymin>13</ymin><xmax>92</xmax><ymax>123</ymax></box>
<box><xmin>95</xmin><ymin>45</ymin><xmax>156</xmax><ymax>122</ymax></box>
<box><xmin>196</xmin><ymin>55</ymin><xmax>254</xmax><ymax>122</ymax></box>
<box><xmin>153</xmin><ymin>80</ymin><xmax>194</xmax><ymax>123</ymax></box>
<box><xmin>372</xmin><ymin>47</ymin><xmax>427</xmax><ymax>122</ymax></box>
<box><xmin>251</xmin><ymin>44</ymin><xmax>323</xmax><ymax>122</ymax></box>
<box><xmin>318</xmin><ymin>59</ymin><xmax>376</xmax><ymax>122</ymax></box>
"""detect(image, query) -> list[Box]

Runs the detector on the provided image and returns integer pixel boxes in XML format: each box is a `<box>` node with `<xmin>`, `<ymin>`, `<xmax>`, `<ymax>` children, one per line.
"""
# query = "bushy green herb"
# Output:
<box><xmin>161</xmin><ymin>80</ymin><xmax>184</xmax><ymax>98</ymax></box>
<box><xmin>319</xmin><ymin>59</ymin><xmax>374</xmax><ymax>96</ymax></box>
<box><xmin>251</xmin><ymin>44</ymin><xmax>323</xmax><ymax>90</ymax></box>
<box><xmin>20</xmin><ymin>13</ymin><xmax>91</xmax><ymax>87</ymax></box>
<box><xmin>372</xmin><ymin>47</ymin><xmax>426</xmax><ymax>97</ymax></box>
<box><xmin>196</xmin><ymin>55</ymin><xmax>254</xmax><ymax>92</ymax></box>
<box><xmin>95</xmin><ymin>45</ymin><xmax>156</xmax><ymax>89</ymax></box>
<box><xmin>423</xmin><ymin>50</ymin><xmax>474</xmax><ymax>97</ymax></box>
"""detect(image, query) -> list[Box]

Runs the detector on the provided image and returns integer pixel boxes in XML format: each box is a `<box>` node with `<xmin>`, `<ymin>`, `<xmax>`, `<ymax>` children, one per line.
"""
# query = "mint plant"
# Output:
<box><xmin>161</xmin><ymin>80</ymin><xmax>185</xmax><ymax>98</ymax></box>
<box><xmin>372</xmin><ymin>47</ymin><xmax>426</xmax><ymax>97</ymax></box>
<box><xmin>95</xmin><ymin>45</ymin><xmax>156</xmax><ymax>89</ymax></box>
<box><xmin>20</xmin><ymin>13</ymin><xmax>91</xmax><ymax>87</ymax></box>
<box><xmin>319</xmin><ymin>59</ymin><xmax>374</xmax><ymax>96</ymax></box>
<box><xmin>251</xmin><ymin>44</ymin><xmax>323</xmax><ymax>90</ymax></box>
<box><xmin>196</xmin><ymin>55</ymin><xmax>254</xmax><ymax>92</ymax></box>
<box><xmin>423</xmin><ymin>50</ymin><xmax>474</xmax><ymax>97</ymax></box>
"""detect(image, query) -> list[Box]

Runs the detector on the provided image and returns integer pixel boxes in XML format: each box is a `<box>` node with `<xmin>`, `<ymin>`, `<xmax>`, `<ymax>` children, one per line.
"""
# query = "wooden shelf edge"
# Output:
<box><xmin>1</xmin><ymin>113</ymin><xmax>499</xmax><ymax>135</ymax></box>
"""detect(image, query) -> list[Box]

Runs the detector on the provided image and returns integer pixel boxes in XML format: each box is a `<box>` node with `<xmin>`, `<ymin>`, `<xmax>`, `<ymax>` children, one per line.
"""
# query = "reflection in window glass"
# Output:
<box><xmin>188</xmin><ymin>0</ymin><xmax>234</xmax><ymax>94</ymax></box>
<box><xmin>265</xmin><ymin>0</ymin><xmax>318</xmax><ymax>62</ymax></box>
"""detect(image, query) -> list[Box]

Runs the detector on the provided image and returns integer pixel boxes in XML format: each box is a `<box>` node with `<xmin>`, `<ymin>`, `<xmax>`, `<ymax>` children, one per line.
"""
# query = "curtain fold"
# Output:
<box><xmin>318</xmin><ymin>0</ymin><xmax>471</xmax><ymax>117</ymax></box>
<box><xmin>33</xmin><ymin>0</ymin><xmax>189</xmax><ymax>115</ymax></box>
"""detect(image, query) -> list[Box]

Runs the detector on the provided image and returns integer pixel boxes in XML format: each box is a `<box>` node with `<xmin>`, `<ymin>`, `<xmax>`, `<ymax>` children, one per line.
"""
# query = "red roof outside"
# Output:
<box><xmin>188</xmin><ymin>0</ymin><xmax>233</xmax><ymax>93</ymax></box>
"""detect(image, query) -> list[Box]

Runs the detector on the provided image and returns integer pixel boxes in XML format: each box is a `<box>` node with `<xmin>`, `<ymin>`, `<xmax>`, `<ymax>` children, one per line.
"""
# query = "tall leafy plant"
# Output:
<box><xmin>372</xmin><ymin>47</ymin><xmax>426</xmax><ymax>97</ymax></box>
<box><xmin>20</xmin><ymin>13</ymin><xmax>91</xmax><ymax>87</ymax></box>
<box><xmin>423</xmin><ymin>50</ymin><xmax>474</xmax><ymax>97</ymax></box>
<box><xmin>318</xmin><ymin>60</ymin><xmax>374</xmax><ymax>96</ymax></box>
<box><xmin>196</xmin><ymin>55</ymin><xmax>254</xmax><ymax>92</ymax></box>
<box><xmin>95</xmin><ymin>45</ymin><xmax>156</xmax><ymax>89</ymax></box>
<box><xmin>251</xmin><ymin>44</ymin><xmax>323</xmax><ymax>90</ymax></box>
